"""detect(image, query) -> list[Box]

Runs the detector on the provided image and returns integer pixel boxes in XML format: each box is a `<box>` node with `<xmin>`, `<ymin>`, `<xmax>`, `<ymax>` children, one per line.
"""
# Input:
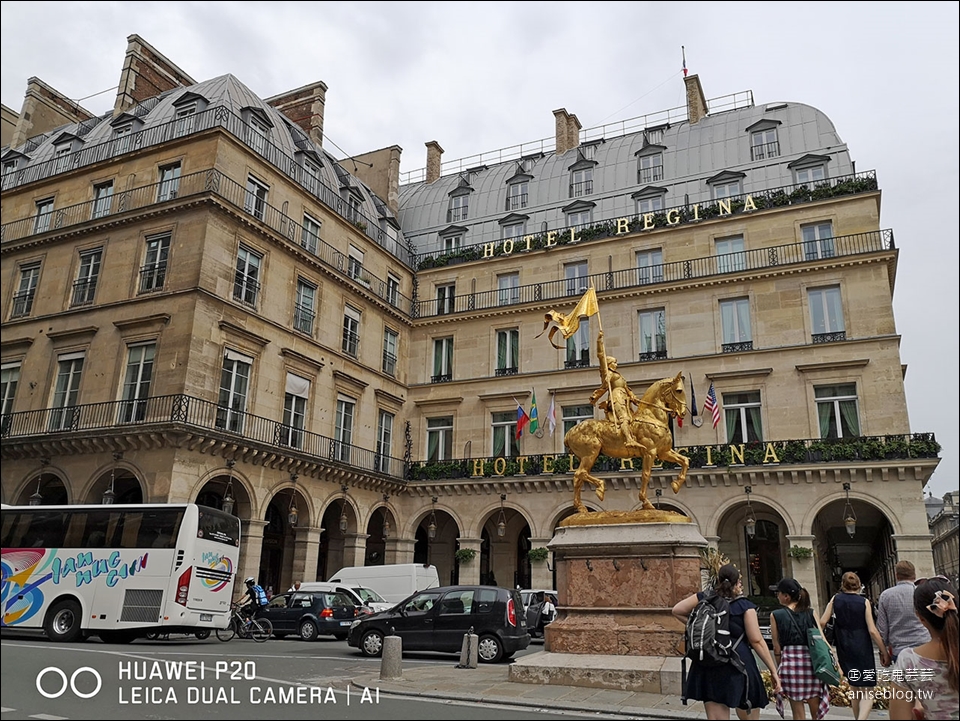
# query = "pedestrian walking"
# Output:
<box><xmin>889</xmin><ymin>576</ymin><xmax>959</xmax><ymax>720</ymax></box>
<box><xmin>819</xmin><ymin>572</ymin><xmax>889</xmax><ymax>719</ymax></box>
<box><xmin>877</xmin><ymin>560</ymin><xmax>930</xmax><ymax>661</ymax></box>
<box><xmin>770</xmin><ymin>577</ymin><xmax>830</xmax><ymax>720</ymax></box>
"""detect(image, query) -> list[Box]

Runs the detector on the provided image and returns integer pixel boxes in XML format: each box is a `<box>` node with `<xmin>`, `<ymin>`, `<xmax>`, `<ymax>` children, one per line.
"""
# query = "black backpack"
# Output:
<box><xmin>684</xmin><ymin>590</ymin><xmax>745</xmax><ymax>668</ymax></box>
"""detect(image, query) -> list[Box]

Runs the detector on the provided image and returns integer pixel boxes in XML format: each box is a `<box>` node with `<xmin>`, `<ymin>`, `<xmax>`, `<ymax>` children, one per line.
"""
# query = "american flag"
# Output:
<box><xmin>703</xmin><ymin>383</ymin><xmax>721</xmax><ymax>429</ymax></box>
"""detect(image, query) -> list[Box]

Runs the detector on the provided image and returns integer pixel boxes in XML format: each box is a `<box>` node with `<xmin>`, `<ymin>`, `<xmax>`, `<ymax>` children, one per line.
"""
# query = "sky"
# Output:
<box><xmin>2</xmin><ymin>1</ymin><xmax>958</xmax><ymax>499</ymax></box>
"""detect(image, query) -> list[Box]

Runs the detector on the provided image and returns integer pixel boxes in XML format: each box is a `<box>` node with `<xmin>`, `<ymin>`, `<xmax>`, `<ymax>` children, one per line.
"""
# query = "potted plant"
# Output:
<box><xmin>787</xmin><ymin>545</ymin><xmax>814</xmax><ymax>560</ymax></box>
<box><xmin>455</xmin><ymin>548</ymin><xmax>477</xmax><ymax>564</ymax></box>
<box><xmin>528</xmin><ymin>547</ymin><xmax>549</xmax><ymax>563</ymax></box>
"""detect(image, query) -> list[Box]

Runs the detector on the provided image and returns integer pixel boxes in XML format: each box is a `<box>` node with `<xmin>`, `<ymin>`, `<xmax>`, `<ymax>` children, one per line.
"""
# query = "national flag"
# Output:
<box><xmin>547</xmin><ymin>393</ymin><xmax>557</xmax><ymax>436</ymax></box>
<box><xmin>682</xmin><ymin>46</ymin><xmax>688</xmax><ymax>77</ymax></box>
<box><xmin>515</xmin><ymin>398</ymin><xmax>530</xmax><ymax>439</ymax></box>
<box><xmin>529</xmin><ymin>390</ymin><xmax>539</xmax><ymax>434</ymax></box>
<box><xmin>703</xmin><ymin>383</ymin><xmax>721</xmax><ymax>429</ymax></box>
<box><xmin>536</xmin><ymin>287</ymin><xmax>599</xmax><ymax>350</ymax></box>
<box><xmin>688</xmin><ymin>374</ymin><xmax>699</xmax><ymax>419</ymax></box>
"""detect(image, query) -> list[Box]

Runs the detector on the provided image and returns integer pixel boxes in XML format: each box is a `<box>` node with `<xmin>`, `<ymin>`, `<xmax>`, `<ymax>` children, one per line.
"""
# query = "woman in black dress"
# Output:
<box><xmin>820</xmin><ymin>572</ymin><xmax>889</xmax><ymax>719</ymax></box>
<box><xmin>673</xmin><ymin>564</ymin><xmax>781</xmax><ymax>720</ymax></box>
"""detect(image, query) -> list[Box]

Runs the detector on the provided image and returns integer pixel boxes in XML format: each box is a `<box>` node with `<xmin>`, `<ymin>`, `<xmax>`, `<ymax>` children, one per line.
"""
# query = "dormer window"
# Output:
<box><xmin>2</xmin><ymin>159</ymin><xmax>17</xmax><ymax>176</ymax></box>
<box><xmin>174</xmin><ymin>103</ymin><xmax>197</xmax><ymax>137</ymax></box>
<box><xmin>644</xmin><ymin>125</ymin><xmax>668</xmax><ymax>145</ymax></box>
<box><xmin>443</xmin><ymin>234</ymin><xmax>462</xmax><ymax>252</ymax></box>
<box><xmin>707</xmin><ymin>171</ymin><xmax>746</xmax><ymax>200</ymax></box>
<box><xmin>639</xmin><ymin>153</ymin><xmax>663</xmax><ymax>184</ymax></box>
<box><xmin>788</xmin><ymin>154</ymin><xmax>831</xmax><ymax>186</ymax></box>
<box><xmin>580</xmin><ymin>141</ymin><xmax>603</xmax><ymax>161</ymax></box>
<box><xmin>506</xmin><ymin>181</ymin><xmax>528</xmax><ymax>211</ymax></box>
<box><xmin>570</xmin><ymin>167</ymin><xmax>593</xmax><ymax>198</ymax></box>
<box><xmin>113</xmin><ymin>124</ymin><xmax>133</xmax><ymax>155</ymax></box>
<box><xmin>248</xmin><ymin>116</ymin><xmax>270</xmax><ymax>155</ymax></box>
<box><xmin>633</xmin><ymin>186</ymin><xmax>667</xmax><ymax>215</ymax></box>
<box><xmin>448</xmin><ymin>193</ymin><xmax>469</xmax><ymax>223</ymax></box>
<box><xmin>303</xmin><ymin>158</ymin><xmax>322</xmax><ymax>194</ymax></box>
<box><xmin>746</xmin><ymin>119</ymin><xmax>782</xmax><ymax>161</ymax></box>
<box><xmin>53</xmin><ymin>143</ymin><xmax>72</xmax><ymax>174</ymax></box>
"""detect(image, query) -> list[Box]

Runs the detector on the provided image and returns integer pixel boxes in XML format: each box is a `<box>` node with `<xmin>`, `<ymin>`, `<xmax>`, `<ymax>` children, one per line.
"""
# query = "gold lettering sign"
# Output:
<box><xmin>493</xmin><ymin>457</ymin><xmax>507</xmax><ymax>476</ymax></box>
<box><xmin>543</xmin><ymin>455</ymin><xmax>555</xmax><ymax>473</ymax></box>
<box><xmin>729</xmin><ymin>444</ymin><xmax>745</xmax><ymax>465</ymax></box>
<box><xmin>763</xmin><ymin>443</ymin><xmax>780</xmax><ymax>464</ymax></box>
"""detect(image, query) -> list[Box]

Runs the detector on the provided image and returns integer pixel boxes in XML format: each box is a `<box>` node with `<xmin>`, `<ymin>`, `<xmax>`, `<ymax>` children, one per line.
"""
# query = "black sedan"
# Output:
<box><xmin>262</xmin><ymin>591</ymin><xmax>358</xmax><ymax>641</ymax></box>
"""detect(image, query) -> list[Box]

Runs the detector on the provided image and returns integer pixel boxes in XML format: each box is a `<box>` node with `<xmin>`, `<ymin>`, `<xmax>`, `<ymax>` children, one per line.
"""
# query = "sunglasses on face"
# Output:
<box><xmin>915</xmin><ymin>575</ymin><xmax>950</xmax><ymax>586</ymax></box>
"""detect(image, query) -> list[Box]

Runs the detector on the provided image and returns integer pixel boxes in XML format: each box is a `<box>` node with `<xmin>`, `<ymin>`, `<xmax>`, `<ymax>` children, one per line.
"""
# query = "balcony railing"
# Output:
<box><xmin>431</xmin><ymin>373</ymin><xmax>452</xmax><ymax>384</ymax></box>
<box><xmin>413</xmin><ymin>227</ymin><xmax>894</xmax><ymax>318</ymax></box>
<box><xmin>70</xmin><ymin>278</ymin><xmax>98</xmax><ymax>307</ymax></box>
<box><xmin>722</xmin><ymin>341</ymin><xmax>754</xmax><ymax>353</ymax></box>
<box><xmin>813</xmin><ymin>331</ymin><xmax>846</xmax><ymax>344</ymax></box>
<box><xmin>0</xmin><ymin>394</ymin><xmax>409</xmax><ymax>479</ymax></box>
<box><xmin>639</xmin><ymin>349</ymin><xmax>668</xmax><ymax>362</ymax></box>
<box><xmin>505</xmin><ymin>194</ymin><xmax>528</xmax><ymax>211</ymax></box>
<box><xmin>10</xmin><ymin>291</ymin><xmax>35</xmax><ymax>318</ymax></box>
<box><xmin>564</xmin><ymin>357</ymin><xmax>591</xmax><ymax>369</ymax></box>
<box><xmin>495</xmin><ymin>367</ymin><xmax>519</xmax><ymax>377</ymax></box>
<box><xmin>751</xmin><ymin>141</ymin><xmax>781</xmax><ymax>161</ymax></box>
<box><xmin>2</xmin><ymin>104</ymin><xmax>415</xmax><ymax>268</ymax></box>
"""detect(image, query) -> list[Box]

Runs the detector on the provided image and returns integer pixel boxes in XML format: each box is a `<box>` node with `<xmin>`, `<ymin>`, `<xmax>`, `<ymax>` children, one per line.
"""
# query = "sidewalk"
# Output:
<box><xmin>351</xmin><ymin>653</ymin><xmax>887</xmax><ymax>720</ymax></box>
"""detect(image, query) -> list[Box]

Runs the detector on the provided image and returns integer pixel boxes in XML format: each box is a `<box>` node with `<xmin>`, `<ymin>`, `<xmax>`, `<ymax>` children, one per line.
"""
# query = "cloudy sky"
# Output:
<box><xmin>2</xmin><ymin>2</ymin><xmax>957</xmax><ymax>498</ymax></box>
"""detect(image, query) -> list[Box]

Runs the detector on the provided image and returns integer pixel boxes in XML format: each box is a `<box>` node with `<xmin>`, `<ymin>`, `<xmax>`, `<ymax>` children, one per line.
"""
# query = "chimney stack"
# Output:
<box><xmin>114</xmin><ymin>34</ymin><xmax>195</xmax><ymax>116</ymax></box>
<box><xmin>266</xmin><ymin>81</ymin><xmax>328</xmax><ymax>146</ymax></box>
<box><xmin>554</xmin><ymin>109</ymin><xmax>571</xmax><ymax>155</ymax></box>
<box><xmin>10</xmin><ymin>77</ymin><xmax>95</xmax><ymax>149</ymax></box>
<box><xmin>567</xmin><ymin>112</ymin><xmax>582</xmax><ymax>154</ymax></box>
<box><xmin>684</xmin><ymin>74</ymin><xmax>708</xmax><ymax>125</ymax></box>
<box><xmin>425</xmin><ymin>140</ymin><xmax>444</xmax><ymax>184</ymax></box>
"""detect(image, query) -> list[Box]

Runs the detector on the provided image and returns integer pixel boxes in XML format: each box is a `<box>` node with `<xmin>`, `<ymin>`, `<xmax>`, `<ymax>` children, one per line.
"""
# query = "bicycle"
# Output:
<box><xmin>216</xmin><ymin>604</ymin><xmax>272</xmax><ymax>643</ymax></box>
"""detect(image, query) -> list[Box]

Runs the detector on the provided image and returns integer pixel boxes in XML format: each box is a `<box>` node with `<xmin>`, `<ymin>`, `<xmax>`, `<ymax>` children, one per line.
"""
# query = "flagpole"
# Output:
<box><xmin>592</xmin><ymin>284</ymin><xmax>620</xmax><ymax>429</ymax></box>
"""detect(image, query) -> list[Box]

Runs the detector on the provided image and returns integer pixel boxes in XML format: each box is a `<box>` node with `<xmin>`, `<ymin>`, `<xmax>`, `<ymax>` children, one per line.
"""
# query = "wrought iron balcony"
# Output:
<box><xmin>70</xmin><ymin>278</ymin><xmax>98</xmax><ymax>307</ymax></box>
<box><xmin>10</xmin><ymin>290</ymin><xmax>35</xmax><ymax>318</ymax></box>
<box><xmin>495</xmin><ymin>367</ymin><xmax>519</xmax><ymax>377</ymax></box>
<box><xmin>564</xmin><ymin>358</ymin><xmax>591</xmax><ymax>369</ymax></box>
<box><xmin>751</xmin><ymin>141</ymin><xmax>781</xmax><ymax>161</ymax></box>
<box><xmin>0</xmin><ymin>394</ymin><xmax>408</xmax><ymax>479</ymax></box>
<box><xmin>639</xmin><ymin>349</ymin><xmax>668</xmax><ymax>362</ymax></box>
<box><xmin>431</xmin><ymin>373</ymin><xmax>452</xmax><ymax>383</ymax></box>
<box><xmin>722</xmin><ymin>341</ymin><xmax>754</xmax><ymax>353</ymax></box>
<box><xmin>232</xmin><ymin>276</ymin><xmax>260</xmax><ymax>306</ymax></box>
<box><xmin>813</xmin><ymin>331</ymin><xmax>846</xmax><ymax>344</ymax></box>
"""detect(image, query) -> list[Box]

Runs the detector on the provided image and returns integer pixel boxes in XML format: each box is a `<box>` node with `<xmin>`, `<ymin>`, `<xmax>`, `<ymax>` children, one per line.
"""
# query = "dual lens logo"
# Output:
<box><xmin>36</xmin><ymin>666</ymin><xmax>102</xmax><ymax>699</ymax></box>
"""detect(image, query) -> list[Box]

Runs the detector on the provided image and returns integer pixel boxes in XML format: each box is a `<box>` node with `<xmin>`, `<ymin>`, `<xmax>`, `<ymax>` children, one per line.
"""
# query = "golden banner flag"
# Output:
<box><xmin>536</xmin><ymin>287</ymin><xmax>599</xmax><ymax>349</ymax></box>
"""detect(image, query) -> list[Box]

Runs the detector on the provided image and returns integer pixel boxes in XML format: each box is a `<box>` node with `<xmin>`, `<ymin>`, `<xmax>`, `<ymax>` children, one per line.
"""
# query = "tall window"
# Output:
<box><xmin>427</xmin><ymin>417</ymin><xmax>453</xmax><ymax>462</ymax></box>
<box><xmin>112</xmin><ymin>124</ymin><xmax>132</xmax><ymax>155</ymax></box>
<box><xmin>301</xmin><ymin>213</ymin><xmax>321</xmax><ymax>254</ymax></box>
<box><xmin>347</xmin><ymin>246</ymin><xmax>365</xmax><ymax>280</ymax></box>
<box><xmin>808</xmin><ymin>286</ymin><xmax>845</xmax><ymax>342</ymax></box>
<box><xmin>376</xmin><ymin>410</ymin><xmax>394</xmax><ymax>473</ymax></box>
<box><xmin>244</xmin><ymin>175</ymin><xmax>269</xmax><ymax>220</ymax></box>
<box><xmin>233</xmin><ymin>245</ymin><xmax>262</xmax><ymax>306</ymax></box>
<box><xmin>342</xmin><ymin>306</ymin><xmax>361</xmax><ymax>357</ymax></box>
<box><xmin>638</xmin><ymin>308</ymin><xmax>666</xmax><ymax>361</ymax></box>
<box><xmin>49</xmin><ymin>352</ymin><xmax>84</xmax><ymax>431</ymax></box>
<box><xmin>281</xmin><ymin>373</ymin><xmax>310</xmax><ymax>449</ymax></box>
<box><xmin>71</xmin><ymin>248</ymin><xmax>102</xmax><ymax>307</ymax></box>
<box><xmin>496</xmin><ymin>329</ymin><xmax>519</xmax><ymax>376</ymax></box>
<box><xmin>720</xmin><ymin>298</ymin><xmax>752</xmax><ymax>352</ymax></box>
<box><xmin>1</xmin><ymin>362</ymin><xmax>21</xmax><ymax>423</ymax></box>
<box><xmin>795</xmin><ymin>165</ymin><xmax>825</xmax><ymax>185</ymax></box>
<box><xmin>119</xmin><ymin>343</ymin><xmax>155</xmax><ymax>423</ymax></box>
<box><xmin>638</xmin><ymin>153</ymin><xmax>663</xmax><ymax>183</ymax></box>
<box><xmin>570</xmin><ymin>168</ymin><xmax>593</xmax><ymax>197</ymax></box>
<box><xmin>92</xmin><ymin>181</ymin><xmax>114</xmax><ymax>219</ymax></box>
<box><xmin>564</xmin><ymin>262</ymin><xmax>589</xmax><ymax>296</ymax></box>
<box><xmin>716</xmin><ymin>235</ymin><xmax>746</xmax><ymax>273</ymax></box>
<box><xmin>34</xmin><ymin>198</ymin><xmax>54</xmax><ymax>234</ymax></box>
<box><xmin>386</xmin><ymin>274</ymin><xmax>400</xmax><ymax>307</ymax></box>
<box><xmin>157</xmin><ymin>163</ymin><xmax>181</xmax><ymax>202</ymax></box>
<box><xmin>174</xmin><ymin>103</ymin><xmax>197</xmax><ymax>136</ymax></box>
<box><xmin>334</xmin><ymin>396</ymin><xmax>355</xmax><ymax>463</ymax></box>
<box><xmin>724</xmin><ymin>391</ymin><xmax>762</xmax><ymax>444</ymax></box>
<box><xmin>294</xmin><ymin>279</ymin><xmax>316</xmax><ymax>335</ymax></box>
<box><xmin>562</xmin><ymin>404</ymin><xmax>594</xmax><ymax>435</ymax></box>
<box><xmin>497</xmin><ymin>273</ymin><xmax>519</xmax><ymax>306</ymax></box>
<box><xmin>566</xmin><ymin>321</ymin><xmax>590</xmax><ymax>368</ymax></box>
<box><xmin>432</xmin><ymin>337</ymin><xmax>453</xmax><ymax>383</ymax></box>
<box><xmin>815</xmin><ymin>384</ymin><xmax>860</xmax><ymax>439</ymax></box>
<box><xmin>436</xmin><ymin>283</ymin><xmax>455</xmax><ymax>315</ymax></box>
<box><xmin>636</xmin><ymin>249</ymin><xmax>664</xmax><ymax>284</ymax></box>
<box><xmin>801</xmin><ymin>222</ymin><xmax>835</xmax><ymax>260</ymax></box>
<box><xmin>140</xmin><ymin>233</ymin><xmax>171</xmax><ymax>293</ymax></box>
<box><xmin>750</xmin><ymin>128</ymin><xmax>780</xmax><ymax>160</ymax></box>
<box><xmin>492</xmin><ymin>411</ymin><xmax>520</xmax><ymax>458</ymax></box>
<box><xmin>506</xmin><ymin>182</ymin><xmax>528</xmax><ymax>211</ymax></box>
<box><xmin>11</xmin><ymin>262</ymin><xmax>40</xmax><ymax>318</ymax></box>
<box><xmin>382</xmin><ymin>328</ymin><xmax>399</xmax><ymax>376</ymax></box>
<box><xmin>216</xmin><ymin>351</ymin><xmax>252</xmax><ymax>433</ymax></box>
<box><xmin>448</xmin><ymin>194</ymin><xmax>468</xmax><ymax>222</ymax></box>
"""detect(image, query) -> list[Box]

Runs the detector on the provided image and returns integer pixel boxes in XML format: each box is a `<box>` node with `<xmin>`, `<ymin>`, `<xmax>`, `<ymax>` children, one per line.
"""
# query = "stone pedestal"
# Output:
<box><xmin>510</xmin><ymin>515</ymin><xmax>706</xmax><ymax>693</ymax></box>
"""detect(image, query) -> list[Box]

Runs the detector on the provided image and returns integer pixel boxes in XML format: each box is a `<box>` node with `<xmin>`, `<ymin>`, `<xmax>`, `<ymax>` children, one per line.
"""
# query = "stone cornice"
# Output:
<box><xmin>218</xmin><ymin>320</ymin><xmax>270</xmax><ymax>347</ymax></box>
<box><xmin>795</xmin><ymin>359</ymin><xmax>869</xmax><ymax>373</ymax></box>
<box><xmin>46</xmin><ymin>325</ymin><xmax>99</xmax><ymax>342</ymax></box>
<box><xmin>280</xmin><ymin>347</ymin><xmax>325</xmax><ymax>371</ymax></box>
<box><xmin>705</xmin><ymin>367</ymin><xmax>774</xmax><ymax>381</ymax></box>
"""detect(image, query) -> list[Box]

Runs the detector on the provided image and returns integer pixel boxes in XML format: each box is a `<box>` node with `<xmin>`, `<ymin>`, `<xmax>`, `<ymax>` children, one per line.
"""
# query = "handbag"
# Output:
<box><xmin>785</xmin><ymin>608</ymin><xmax>841</xmax><ymax>686</ymax></box>
<box><xmin>823</xmin><ymin>595</ymin><xmax>837</xmax><ymax>646</ymax></box>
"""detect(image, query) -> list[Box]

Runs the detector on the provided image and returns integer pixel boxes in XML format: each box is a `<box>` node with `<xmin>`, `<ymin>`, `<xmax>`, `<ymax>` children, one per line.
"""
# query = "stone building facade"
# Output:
<box><xmin>1</xmin><ymin>35</ymin><xmax>940</xmax><ymax>612</ymax></box>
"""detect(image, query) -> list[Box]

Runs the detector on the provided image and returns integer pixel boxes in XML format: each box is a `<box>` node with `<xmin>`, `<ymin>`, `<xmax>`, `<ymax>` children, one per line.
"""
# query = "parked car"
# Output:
<box><xmin>261</xmin><ymin>590</ymin><xmax>358</xmax><ymax>641</ymax></box>
<box><xmin>351</xmin><ymin>585</ymin><xmax>394</xmax><ymax>613</ymax></box>
<box><xmin>298</xmin><ymin>582</ymin><xmax>376</xmax><ymax>615</ymax></box>
<box><xmin>523</xmin><ymin>590</ymin><xmax>558</xmax><ymax>639</ymax></box>
<box><xmin>519</xmin><ymin>588</ymin><xmax>557</xmax><ymax>611</ymax></box>
<box><xmin>329</xmin><ymin>563</ymin><xmax>440</xmax><ymax>603</ymax></box>
<box><xmin>347</xmin><ymin>585</ymin><xmax>530</xmax><ymax>663</ymax></box>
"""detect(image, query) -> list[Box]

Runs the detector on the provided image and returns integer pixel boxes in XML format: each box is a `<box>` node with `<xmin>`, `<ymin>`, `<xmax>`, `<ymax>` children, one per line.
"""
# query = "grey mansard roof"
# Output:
<box><xmin>397</xmin><ymin>99</ymin><xmax>854</xmax><ymax>255</ymax></box>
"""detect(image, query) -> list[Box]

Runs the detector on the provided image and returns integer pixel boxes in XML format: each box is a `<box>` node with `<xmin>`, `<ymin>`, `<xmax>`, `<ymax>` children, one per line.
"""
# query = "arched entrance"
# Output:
<box><xmin>716</xmin><ymin>501</ymin><xmax>787</xmax><ymax>601</ymax></box>
<box><xmin>86</xmin><ymin>462</ymin><xmax>143</xmax><ymax>504</ymax></box>
<box><xmin>812</xmin><ymin>497</ymin><xmax>896</xmax><ymax>602</ymax></box>
<box><xmin>478</xmin><ymin>503</ymin><xmax>531</xmax><ymax>589</ymax></box>
<box><xmin>365</xmin><ymin>505</ymin><xmax>395</xmax><ymax>566</ymax></box>
<box><xmin>15</xmin><ymin>471</ymin><xmax>68</xmax><ymax>505</ymax></box>
<box><xmin>317</xmin><ymin>497</ymin><xmax>359</xmax><ymax>581</ymax></box>
<box><xmin>413</xmin><ymin>508</ymin><xmax>459</xmax><ymax>587</ymax></box>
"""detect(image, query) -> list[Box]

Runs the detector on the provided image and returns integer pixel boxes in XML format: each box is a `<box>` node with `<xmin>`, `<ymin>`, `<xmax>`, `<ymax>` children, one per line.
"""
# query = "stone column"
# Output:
<box><xmin>894</xmin><ymin>534</ymin><xmax>936</xmax><ymax>578</ymax></box>
<box><xmin>390</xmin><ymin>537</ymin><xmax>416</xmax><ymax>564</ymax></box>
<box><xmin>529</xmin><ymin>537</ymin><xmax>554</xmax><ymax>590</ymax></box>
<box><xmin>786</xmin><ymin>534</ymin><xmax>819</xmax><ymax>611</ymax></box>
<box><xmin>239</xmin><ymin>519</ymin><xmax>268</xmax><ymax>586</ymax></box>
<box><xmin>457</xmin><ymin>537</ymin><xmax>483</xmax><ymax>585</ymax></box>
<box><xmin>341</xmin><ymin>532</ymin><xmax>369</xmax><ymax>568</ymax></box>
<box><xmin>292</xmin><ymin>525</ymin><xmax>322</xmax><ymax>583</ymax></box>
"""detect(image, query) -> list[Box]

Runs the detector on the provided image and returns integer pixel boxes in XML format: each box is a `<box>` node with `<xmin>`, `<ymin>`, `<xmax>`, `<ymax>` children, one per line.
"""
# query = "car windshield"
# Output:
<box><xmin>355</xmin><ymin>587</ymin><xmax>386</xmax><ymax>603</ymax></box>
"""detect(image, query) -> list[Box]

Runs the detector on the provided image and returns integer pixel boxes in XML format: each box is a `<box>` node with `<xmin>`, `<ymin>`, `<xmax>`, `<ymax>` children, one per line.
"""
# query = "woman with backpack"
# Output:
<box><xmin>771</xmin><ymin>577</ymin><xmax>829</xmax><ymax>720</ymax></box>
<box><xmin>672</xmin><ymin>564</ymin><xmax>781</xmax><ymax>720</ymax></box>
<box><xmin>819</xmin><ymin>572</ymin><xmax>889</xmax><ymax>719</ymax></box>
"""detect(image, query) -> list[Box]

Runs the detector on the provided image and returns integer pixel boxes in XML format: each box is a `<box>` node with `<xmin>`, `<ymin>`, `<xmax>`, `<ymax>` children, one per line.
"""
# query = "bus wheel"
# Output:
<box><xmin>45</xmin><ymin>600</ymin><xmax>82</xmax><ymax>643</ymax></box>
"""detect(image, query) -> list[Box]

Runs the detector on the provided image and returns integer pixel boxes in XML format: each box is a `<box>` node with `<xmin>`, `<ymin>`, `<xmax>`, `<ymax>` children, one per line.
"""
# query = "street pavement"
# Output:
<box><xmin>351</xmin><ymin>650</ymin><xmax>889</xmax><ymax>720</ymax></box>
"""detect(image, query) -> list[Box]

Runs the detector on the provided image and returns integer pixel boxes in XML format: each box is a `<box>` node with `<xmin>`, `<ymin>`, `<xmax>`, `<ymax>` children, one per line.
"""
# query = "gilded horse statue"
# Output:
<box><xmin>564</xmin><ymin>369</ymin><xmax>690</xmax><ymax>514</ymax></box>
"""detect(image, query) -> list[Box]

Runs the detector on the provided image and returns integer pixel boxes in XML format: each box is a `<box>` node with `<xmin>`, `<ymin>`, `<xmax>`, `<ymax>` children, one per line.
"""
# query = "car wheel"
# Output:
<box><xmin>333</xmin><ymin>632</ymin><xmax>348</xmax><ymax>641</ymax></box>
<box><xmin>299</xmin><ymin>620</ymin><xmax>319</xmax><ymax>641</ymax></box>
<box><xmin>44</xmin><ymin>599</ymin><xmax>83</xmax><ymax>643</ymax></box>
<box><xmin>477</xmin><ymin>634</ymin><xmax>504</xmax><ymax>663</ymax></box>
<box><xmin>360</xmin><ymin>629</ymin><xmax>384</xmax><ymax>657</ymax></box>
<box><xmin>194</xmin><ymin>629</ymin><xmax>211</xmax><ymax>640</ymax></box>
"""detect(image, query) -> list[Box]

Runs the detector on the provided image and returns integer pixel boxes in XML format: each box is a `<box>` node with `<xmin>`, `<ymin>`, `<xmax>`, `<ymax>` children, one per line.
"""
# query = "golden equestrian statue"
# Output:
<box><xmin>538</xmin><ymin>288</ymin><xmax>690</xmax><ymax>514</ymax></box>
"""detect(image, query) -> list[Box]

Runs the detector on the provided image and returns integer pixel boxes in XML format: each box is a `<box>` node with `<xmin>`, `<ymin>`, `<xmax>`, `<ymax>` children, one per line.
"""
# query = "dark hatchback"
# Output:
<box><xmin>347</xmin><ymin>585</ymin><xmax>530</xmax><ymax>663</ymax></box>
<box><xmin>262</xmin><ymin>591</ymin><xmax>358</xmax><ymax>641</ymax></box>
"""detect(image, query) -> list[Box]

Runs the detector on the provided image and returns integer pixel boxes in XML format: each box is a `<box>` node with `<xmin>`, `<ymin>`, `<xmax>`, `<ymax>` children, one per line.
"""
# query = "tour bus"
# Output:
<box><xmin>0</xmin><ymin>503</ymin><xmax>240</xmax><ymax>643</ymax></box>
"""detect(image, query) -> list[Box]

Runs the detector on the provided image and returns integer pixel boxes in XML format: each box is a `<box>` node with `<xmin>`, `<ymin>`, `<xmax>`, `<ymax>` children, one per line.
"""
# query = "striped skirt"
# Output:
<box><xmin>777</xmin><ymin>645</ymin><xmax>830</xmax><ymax>720</ymax></box>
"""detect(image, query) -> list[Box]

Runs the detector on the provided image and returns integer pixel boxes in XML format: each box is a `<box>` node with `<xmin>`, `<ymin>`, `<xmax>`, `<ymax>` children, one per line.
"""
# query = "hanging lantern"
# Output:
<box><xmin>427</xmin><ymin>496</ymin><xmax>438</xmax><ymax>539</ymax></box>
<box><xmin>223</xmin><ymin>460</ymin><xmax>236</xmax><ymax>516</ymax></box>
<box><xmin>744</xmin><ymin>486</ymin><xmax>756</xmax><ymax>538</ymax></box>
<box><xmin>381</xmin><ymin>494</ymin><xmax>391</xmax><ymax>539</ymax></box>
<box><xmin>288</xmin><ymin>473</ymin><xmax>300</xmax><ymax>527</ymax></box>
<box><xmin>842</xmin><ymin>482</ymin><xmax>857</xmax><ymax>538</ymax></box>
<box><xmin>338</xmin><ymin>483</ymin><xmax>349</xmax><ymax>533</ymax></box>
<box><xmin>497</xmin><ymin>494</ymin><xmax>507</xmax><ymax>537</ymax></box>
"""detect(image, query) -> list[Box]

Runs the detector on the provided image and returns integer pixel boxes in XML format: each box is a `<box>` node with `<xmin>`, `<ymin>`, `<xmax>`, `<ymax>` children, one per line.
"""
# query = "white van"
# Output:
<box><xmin>328</xmin><ymin>563</ymin><xmax>440</xmax><ymax>603</ymax></box>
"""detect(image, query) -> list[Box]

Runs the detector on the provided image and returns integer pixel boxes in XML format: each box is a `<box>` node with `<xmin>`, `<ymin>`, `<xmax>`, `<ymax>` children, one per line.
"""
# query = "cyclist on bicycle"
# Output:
<box><xmin>236</xmin><ymin>577</ymin><xmax>268</xmax><ymax>620</ymax></box>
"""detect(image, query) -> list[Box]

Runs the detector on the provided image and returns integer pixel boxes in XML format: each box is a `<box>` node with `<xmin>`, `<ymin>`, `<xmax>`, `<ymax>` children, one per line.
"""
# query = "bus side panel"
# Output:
<box><xmin>1</xmin><ymin>547</ymin><xmax>58</xmax><ymax>630</ymax></box>
<box><xmin>185</xmin><ymin>540</ymin><xmax>237</xmax><ymax>615</ymax></box>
